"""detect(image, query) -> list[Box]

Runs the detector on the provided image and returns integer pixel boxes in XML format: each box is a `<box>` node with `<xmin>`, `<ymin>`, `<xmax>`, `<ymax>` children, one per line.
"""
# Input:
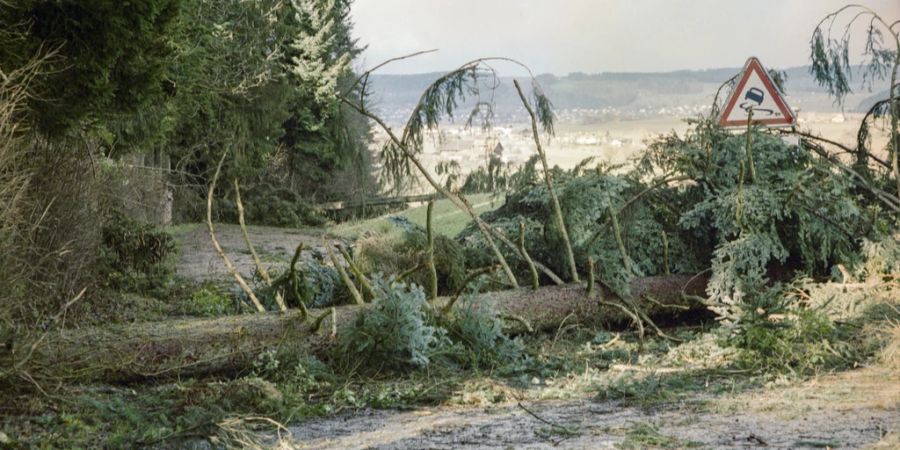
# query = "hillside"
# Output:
<box><xmin>367</xmin><ymin>65</ymin><xmax>890</xmax><ymax>124</ymax></box>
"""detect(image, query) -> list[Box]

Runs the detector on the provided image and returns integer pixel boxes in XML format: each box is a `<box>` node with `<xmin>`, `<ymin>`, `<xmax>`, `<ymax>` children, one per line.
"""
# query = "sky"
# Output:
<box><xmin>351</xmin><ymin>0</ymin><xmax>900</xmax><ymax>75</ymax></box>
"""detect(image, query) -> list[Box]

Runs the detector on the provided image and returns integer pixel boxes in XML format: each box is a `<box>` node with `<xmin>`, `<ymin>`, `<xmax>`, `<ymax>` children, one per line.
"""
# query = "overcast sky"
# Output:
<box><xmin>351</xmin><ymin>0</ymin><xmax>900</xmax><ymax>75</ymax></box>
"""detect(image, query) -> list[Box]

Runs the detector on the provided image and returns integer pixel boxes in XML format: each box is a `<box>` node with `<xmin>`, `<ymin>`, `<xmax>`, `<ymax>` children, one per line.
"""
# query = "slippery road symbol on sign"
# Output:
<box><xmin>718</xmin><ymin>57</ymin><xmax>796</xmax><ymax>128</ymax></box>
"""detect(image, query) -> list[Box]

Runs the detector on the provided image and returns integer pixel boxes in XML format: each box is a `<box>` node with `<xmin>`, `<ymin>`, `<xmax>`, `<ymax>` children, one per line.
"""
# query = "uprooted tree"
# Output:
<box><xmin>20</xmin><ymin>275</ymin><xmax>708</xmax><ymax>383</ymax></box>
<box><xmin>4</xmin><ymin>3</ymin><xmax>899</xmax><ymax>392</ymax></box>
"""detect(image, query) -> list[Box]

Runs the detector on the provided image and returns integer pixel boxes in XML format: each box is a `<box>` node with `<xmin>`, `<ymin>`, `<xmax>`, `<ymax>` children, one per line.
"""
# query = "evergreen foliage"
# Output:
<box><xmin>459</xmin><ymin>157</ymin><xmax>517</xmax><ymax>194</ymax></box>
<box><xmin>335</xmin><ymin>277</ymin><xmax>447</xmax><ymax>371</ymax></box>
<box><xmin>334</xmin><ymin>275</ymin><xmax>522</xmax><ymax>373</ymax></box>
<box><xmin>643</xmin><ymin>127</ymin><xmax>873</xmax><ymax>326</ymax></box>
<box><xmin>373</xmin><ymin>59</ymin><xmax>555</xmax><ymax>193</ymax></box>
<box><xmin>727</xmin><ymin>234</ymin><xmax>899</xmax><ymax>375</ymax></box>
<box><xmin>460</xmin><ymin>160</ymin><xmax>705</xmax><ymax>296</ymax></box>
<box><xmin>279</xmin><ymin>0</ymin><xmax>375</xmax><ymax>199</ymax></box>
<box><xmin>809</xmin><ymin>6</ymin><xmax>897</xmax><ymax>105</ymax></box>
<box><xmin>99</xmin><ymin>211</ymin><xmax>176</xmax><ymax>292</ymax></box>
<box><xmin>1</xmin><ymin>0</ymin><xmax>375</xmax><ymax>222</ymax></box>
<box><xmin>1</xmin><ymin>0</ymin><xmax>180</xmax><ymax>135</ymax></box>
<box><xmin>0</xmin><ymin>0</ymin><xmax>374</xmax><ymax>321</ymax></box>
<box><xmin>260</xmin><ymin>251</ymin><xmax>347</xmax><ymax>310</ymax></box>
<box><xmin>439</xmin><ymin>295</ymin><xmax>523</xmax><ymax>368</ymax></box>
<box><xmin>807</xmin><ymin>5</ymin><xmax>899</xmax><ymax>189</ymax></box>
<box><xmin>465</xmin><ymin>119</ymin><xmax>886</xmax><ymax>319</ymax></box>
<box><xmin>214</xmin><ymin>183</ymin><xmax>327</xmax><ymax>228</ymax></box>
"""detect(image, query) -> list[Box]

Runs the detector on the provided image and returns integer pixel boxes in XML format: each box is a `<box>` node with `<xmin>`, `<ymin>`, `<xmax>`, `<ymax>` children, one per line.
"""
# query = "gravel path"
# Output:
<box><xmin>286</xmin><ymin>366</ymin><xmax>899</xmax><ymax>449</ymax></box>
<box><xmin>175</xmin><ymin>224</ymin><xmax>325</xmax><ymax>283</ymax></box>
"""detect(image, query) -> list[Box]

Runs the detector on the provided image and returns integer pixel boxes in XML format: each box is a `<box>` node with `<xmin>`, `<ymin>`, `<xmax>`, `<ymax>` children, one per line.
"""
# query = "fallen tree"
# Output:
<box><xmin>19</xmin><ymin>275</ymin><xmax>707</xmax><ymax>384</ymax></box>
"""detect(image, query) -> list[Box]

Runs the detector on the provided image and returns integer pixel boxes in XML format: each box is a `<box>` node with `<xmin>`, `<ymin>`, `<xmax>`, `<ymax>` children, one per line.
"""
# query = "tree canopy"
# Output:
<box><xmin>1</xmin><ymin>0</ymin><xmax>180</xmax><ymax>135</ymax></box>
<box><xmin>1</xmin><ymin>0</ymin><xmax>373</xmax><ymax>203</ymax></box>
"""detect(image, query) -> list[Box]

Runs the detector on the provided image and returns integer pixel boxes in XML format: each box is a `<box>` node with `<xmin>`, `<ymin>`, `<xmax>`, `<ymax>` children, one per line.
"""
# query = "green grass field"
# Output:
<box><xmin>331</xmin><ymin>193</ymin><xmax>502</xmax><ymax>239</ymax></box>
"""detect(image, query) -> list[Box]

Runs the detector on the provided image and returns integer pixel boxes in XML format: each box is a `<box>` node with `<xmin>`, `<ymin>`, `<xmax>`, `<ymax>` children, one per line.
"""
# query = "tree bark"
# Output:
<box><xmin>25</xmin><ymin>275</ymin><xmax>707</xmax><ymax>384</ymax></box>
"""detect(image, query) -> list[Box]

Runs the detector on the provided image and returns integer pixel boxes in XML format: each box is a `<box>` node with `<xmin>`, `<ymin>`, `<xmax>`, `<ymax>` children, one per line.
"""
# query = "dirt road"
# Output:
<box><xmin>175</xmin><ymin>224</ymin><xmax>324</xmax><ymax>283</ymax></box>
<box><xmin>286</xmin><ymin>365</ymin><xmax>899</xmax><ymax>449</ymax></box>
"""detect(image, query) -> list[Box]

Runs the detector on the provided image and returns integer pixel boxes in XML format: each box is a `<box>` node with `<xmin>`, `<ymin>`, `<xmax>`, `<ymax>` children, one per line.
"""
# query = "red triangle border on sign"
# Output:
<box><xmin>718</xmin><ymin>57</ymin><xmax>796</xmax><ymax>127</ymax></box>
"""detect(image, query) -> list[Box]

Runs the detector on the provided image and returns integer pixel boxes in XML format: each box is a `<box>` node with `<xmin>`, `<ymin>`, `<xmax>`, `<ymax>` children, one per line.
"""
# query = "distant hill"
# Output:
<box><xmin>365</xmin><ymin>66</ymin><xmax>890</xmax><ymax>124</ymax></box>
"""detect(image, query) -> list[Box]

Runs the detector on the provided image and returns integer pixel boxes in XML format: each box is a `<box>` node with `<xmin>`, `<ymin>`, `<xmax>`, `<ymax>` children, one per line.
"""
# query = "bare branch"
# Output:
<box><xmin>234</xmin><ymin>179</ymin><xmax>286</xmax><ymax>312</ymax></box>
<box><xmin>324</xmin><ymin>238</ymin><xmax>364</xmax><ymax>305</ymax></box>
<box><xmin>207</xmin><ymin>152</ymin><xmax>266</xmax><ymax>313</ymax></box>
<box><xmin>344</xmin><ymin>48</ymin><xmax>439</xmax><ymax>98</ymax></box>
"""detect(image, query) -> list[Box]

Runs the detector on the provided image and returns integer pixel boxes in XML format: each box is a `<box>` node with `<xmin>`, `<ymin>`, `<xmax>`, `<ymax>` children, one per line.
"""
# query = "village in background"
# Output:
<box><xmin>367</xmin><ymin>67</ymin><xmax>890</xmax><ymax>191</ymax></box>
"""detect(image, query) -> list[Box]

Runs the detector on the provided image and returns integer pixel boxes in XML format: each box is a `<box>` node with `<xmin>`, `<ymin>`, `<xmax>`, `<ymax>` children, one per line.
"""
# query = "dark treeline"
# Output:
<box><xmin>0</xmin><ymin>0</ymin><xmax>373</xmax><ymax>322</ymax></box>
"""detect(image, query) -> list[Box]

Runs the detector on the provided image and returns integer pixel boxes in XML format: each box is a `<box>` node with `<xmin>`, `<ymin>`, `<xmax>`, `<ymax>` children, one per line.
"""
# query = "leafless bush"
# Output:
<box><xmin>0</xmin><ymin>44</ymin><xmax>102</xmax><ymax>326</ymax></box>
<box><xmin>22</xmin><ymin>134</ymin><xmax>104</xmax><ymax>310</ymax></box>
<box><xmin>0</xmin><ymin>48</ymin><xmax>45</xmax><ymax>327</ymax></box>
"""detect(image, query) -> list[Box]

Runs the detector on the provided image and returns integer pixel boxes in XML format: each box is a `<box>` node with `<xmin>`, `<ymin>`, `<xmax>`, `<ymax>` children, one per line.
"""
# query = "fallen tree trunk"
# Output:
<box><xmin>24</xmin><ymin>275</ymin><xmax>707</xmax><ymax>383</ymax></box>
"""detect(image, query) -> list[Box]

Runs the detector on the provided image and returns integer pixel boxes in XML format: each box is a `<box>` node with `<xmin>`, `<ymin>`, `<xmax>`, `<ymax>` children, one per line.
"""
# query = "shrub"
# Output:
<box><xmin>0</xmin><ymin>60</ymin><xmax>33</xmax><ymax>328</ymax></box>
<box><xmin>179</xmin><ymin>285</ymin><xmax>232</xmax><ymax>317</ymax></box>
<box><xmin>99</xmin><ymin>210</ymin><xmax>176</xmax><ymax>292</ymax></box>
<box><xmin>97</xmin><ymin>157</ymin><xmax>170</xmax><ymax>225</ymax></box>
<box><xmin>334</xmin><ymin>277</ymin><xmax>447</xmax><ymax>372</ymax></box>
<box><xmin>258</xmin><ymin>250</ymin><xmax>348</xmax><ymax>310</ymax></box>
<box><xmin>9</xmin><ymin>134</ymin><xmax>108</xmax><ymax>321</ymax></box>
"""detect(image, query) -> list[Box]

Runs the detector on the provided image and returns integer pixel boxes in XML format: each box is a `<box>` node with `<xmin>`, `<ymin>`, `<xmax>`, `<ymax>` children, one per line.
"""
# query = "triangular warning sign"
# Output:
<box><xmin>719</xmin><ymin>57</ymin><xmax>796</xmax><ymax>128</ymax></box>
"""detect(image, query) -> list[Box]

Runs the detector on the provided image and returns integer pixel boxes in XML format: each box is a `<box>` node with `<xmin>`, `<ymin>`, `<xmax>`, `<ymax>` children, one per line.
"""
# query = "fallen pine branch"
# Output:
<box><xmin>19</xmin><ymin>275</ymin><xmax>707</xmax><ymax>384</ymax></box>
